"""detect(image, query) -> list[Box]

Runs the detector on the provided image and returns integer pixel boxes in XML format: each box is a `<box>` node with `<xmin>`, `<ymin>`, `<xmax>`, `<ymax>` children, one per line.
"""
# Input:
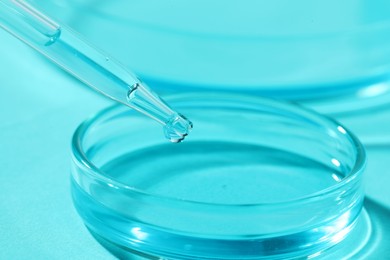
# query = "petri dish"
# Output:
<box><xmin>71</xmin><ymin>93</ymin><xmax>365</xmax><ymax>259</ymax></box>
<box><xmin>31</xmin><ymin>0</ymin><xmax>390</xmax><ymax>99</ymax></box>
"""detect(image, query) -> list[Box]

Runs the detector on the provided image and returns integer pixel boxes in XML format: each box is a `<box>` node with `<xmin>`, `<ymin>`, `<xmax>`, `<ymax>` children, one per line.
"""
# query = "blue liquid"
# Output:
<box><xmin>100</xmin><ymin>142</ymin><xmax>344</xmax><ymax>204</ymax></box>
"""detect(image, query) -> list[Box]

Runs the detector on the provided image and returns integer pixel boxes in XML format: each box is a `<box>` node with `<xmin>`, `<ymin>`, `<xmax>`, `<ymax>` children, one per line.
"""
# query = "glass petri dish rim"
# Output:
<box><xmin>58</xmin><ymin>0</ymin><xmax>390</xmax><ymax>39</ymax></box>
<box><xmin>71</xmin><ymin>92</ymin><xmax>366</xmax><ymax>208</ymax></box>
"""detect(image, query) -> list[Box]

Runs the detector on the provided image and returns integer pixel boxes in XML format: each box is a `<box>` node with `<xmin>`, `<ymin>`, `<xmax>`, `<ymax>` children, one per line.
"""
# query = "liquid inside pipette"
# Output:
<box><xmin>0</xmin><ymin>0</ymin><xmax>192</xmax><ymax>142</ymax></box>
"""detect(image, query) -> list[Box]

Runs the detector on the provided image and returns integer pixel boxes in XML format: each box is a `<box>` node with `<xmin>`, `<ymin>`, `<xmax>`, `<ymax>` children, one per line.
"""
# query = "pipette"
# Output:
<box><xmin>0</xmin><ymin>0</ymin><xmax>192</xmax><ymax>143</ymax></box>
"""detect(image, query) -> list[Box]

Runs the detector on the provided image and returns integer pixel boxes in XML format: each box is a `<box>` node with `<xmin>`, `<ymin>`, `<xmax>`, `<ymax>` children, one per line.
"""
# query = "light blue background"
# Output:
<box><xmin>0</xmin><ymin>29</ymin><xmax>114</xmax><ymax>259</ymax></box>
<box><xmin>1</xmin><ymin>15</ymin><xmax>390</xmax><ymax>258</ymax></box>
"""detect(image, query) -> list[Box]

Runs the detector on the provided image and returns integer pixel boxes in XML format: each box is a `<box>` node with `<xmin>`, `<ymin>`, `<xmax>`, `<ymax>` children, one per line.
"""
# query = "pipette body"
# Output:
<box><xmin>0</xmin><ymin>0</ymin><xmax>192</xmax><ymax>142</ymax></box>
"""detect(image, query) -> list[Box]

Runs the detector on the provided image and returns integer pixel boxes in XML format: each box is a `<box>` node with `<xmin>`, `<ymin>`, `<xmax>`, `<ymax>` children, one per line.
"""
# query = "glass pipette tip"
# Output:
<box><xmin>0</xmin><ymin>0</ymin><xmax>192</xmax><ymax>142</ymax></box>
<box><xmin>127</xmin><ymin>83</ymin><xmax>193</xmax><ymax>143</ymax></box>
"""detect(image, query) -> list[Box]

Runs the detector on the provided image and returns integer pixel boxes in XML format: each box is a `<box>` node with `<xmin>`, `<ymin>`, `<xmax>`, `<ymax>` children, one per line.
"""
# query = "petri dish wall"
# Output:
<box><xmin>71</xmin><ymin>93</ymin><xmax>366</xmax><ymax>259</ymax></box>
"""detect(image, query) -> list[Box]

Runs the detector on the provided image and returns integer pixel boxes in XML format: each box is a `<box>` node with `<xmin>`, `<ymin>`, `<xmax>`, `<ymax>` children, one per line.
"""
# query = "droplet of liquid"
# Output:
<box><xmin>164</xmin><ymin>114</ymin><xmax>193</xmax><ymax>143</ymax></box>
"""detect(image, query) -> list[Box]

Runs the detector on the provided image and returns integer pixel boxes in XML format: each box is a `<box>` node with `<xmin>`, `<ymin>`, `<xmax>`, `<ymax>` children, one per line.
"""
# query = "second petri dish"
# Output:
<box><xmin>29</xmin><ymin>0</ymin><xmax>390</xmax><ymax>98</ymax></box>
<box><xmin>71</xmin><ymin>93</ymin><xmax>365</xmax><ymax>259</ymax></box>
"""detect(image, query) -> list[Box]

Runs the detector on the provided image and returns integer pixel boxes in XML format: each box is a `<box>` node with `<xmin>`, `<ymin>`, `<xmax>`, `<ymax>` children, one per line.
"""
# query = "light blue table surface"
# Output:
<box><xmin>1</xmin><ymin>21</ymin><xmax>390</xmax><ymax>258</ymax></box>
<box><xmin>0</xmin><ymin>29</ymin><xmax>114</xmax><ymax>259</ymax></box>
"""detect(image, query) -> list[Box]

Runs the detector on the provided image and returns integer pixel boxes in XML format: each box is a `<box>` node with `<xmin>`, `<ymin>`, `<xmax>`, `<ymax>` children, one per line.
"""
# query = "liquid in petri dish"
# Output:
<box><xmin>101</xmin><ymin>141</ymin><xmax>345</xmax><ymax>204</ymax></box>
